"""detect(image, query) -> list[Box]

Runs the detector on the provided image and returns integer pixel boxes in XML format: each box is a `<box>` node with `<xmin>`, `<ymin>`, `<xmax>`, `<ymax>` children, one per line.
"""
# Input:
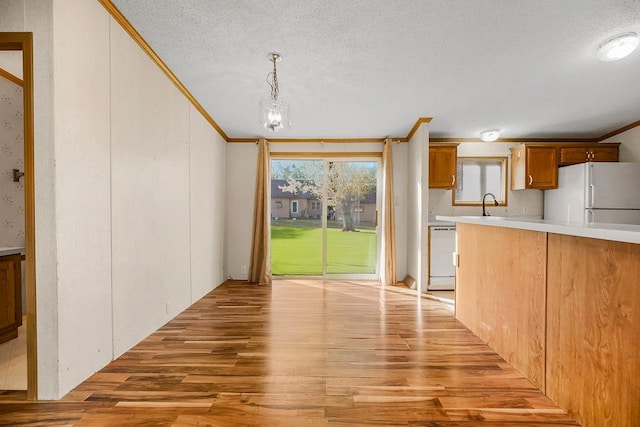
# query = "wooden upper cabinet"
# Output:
<box><xmin>429</xmin><ymin>145</ymin><xmax>457</xmax><ymax>189</ymax></box>
<box><xmin>511</xmin><ymin>145</ymin><xmax>558</xmax><ymax>190</ymax></box>
<box><xmin>558</xmin><ymin>143</ymin><xmax>619</xmax><ymax>166</ymax></box>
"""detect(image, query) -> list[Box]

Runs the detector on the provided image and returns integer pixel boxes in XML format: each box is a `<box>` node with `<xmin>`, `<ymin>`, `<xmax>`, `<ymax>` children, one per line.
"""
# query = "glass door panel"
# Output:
<box><xmin>326</xmin><ymin>161</ymin><xmax>378</xmax><ymax>274</ymax></box>
<box><xmin>270</xmin><ymin>159</ymin><xmax>324</xmax><ymax>275</ymax></box>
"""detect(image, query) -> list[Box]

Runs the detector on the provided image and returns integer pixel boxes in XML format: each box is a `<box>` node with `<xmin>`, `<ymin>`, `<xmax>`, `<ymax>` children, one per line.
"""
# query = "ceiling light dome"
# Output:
<box><xmin>597</xmin><ymin>32</ymin><xmax>639</xmax><ymax>61</ymax></box>
<box><xmin>480</xmin><ymin>130</ymin><xmax>500</xmax><ymax>142</ymax></box>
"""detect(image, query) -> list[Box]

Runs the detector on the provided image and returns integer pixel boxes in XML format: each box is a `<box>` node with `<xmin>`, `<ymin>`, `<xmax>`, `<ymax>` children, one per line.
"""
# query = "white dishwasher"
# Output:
<box><xmin>428</xmin><ymin>226</ymin><xmax>456</xmax><ymax>290</ymax></box>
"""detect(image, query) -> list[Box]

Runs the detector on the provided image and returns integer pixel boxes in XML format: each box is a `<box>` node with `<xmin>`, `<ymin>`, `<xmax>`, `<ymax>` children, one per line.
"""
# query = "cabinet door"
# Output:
<box><xmin>559</xmin><ymin>145</ymin><xmax>619</xmax><ymax>165</ymax></box>
<box><xmin>510</xmin><ymin>145</ymin><xmax>526</xmax><ymax>190</ymax></box>
<box><xmin>526</xmin><ymin>147</ymin><xmax>558</xmax><ymax>189</ymax></box>
<box><xmin>559</xmin><ymin>147</ymin><xmax>589</xmax><ymax>166</ymax></box>
<box><xmin>590</xmin><ymin>146</ymin><xmax>619</xmax><ymax>162</ymax></box>
<box><xmin>429</xmin><ymin>146</ymin><xmax>457</xmax><ymax>189</ymax></box>
<box><xmin>0</xmin><ymin>255</ymin><xmax>20</xmax><ymax>344</ymax></box>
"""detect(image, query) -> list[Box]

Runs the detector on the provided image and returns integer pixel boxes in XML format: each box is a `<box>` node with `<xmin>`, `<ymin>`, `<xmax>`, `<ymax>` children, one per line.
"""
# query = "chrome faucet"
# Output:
<box><xmin>482</xmin><ymin>192</ymin><xmax>499</xmax><ymax>216</ymax></box>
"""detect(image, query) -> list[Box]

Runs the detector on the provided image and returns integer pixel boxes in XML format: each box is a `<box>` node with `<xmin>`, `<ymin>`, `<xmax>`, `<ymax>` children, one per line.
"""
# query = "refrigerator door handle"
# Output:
<box><xmin>589</xmin><ymin>184</ymin><xmax>595</xmax><ymax>208</ymax></box>
<box><xmin>587</xmin><ymin>209</ymin><xmax>594</xmax><ymax>223</ymax></box>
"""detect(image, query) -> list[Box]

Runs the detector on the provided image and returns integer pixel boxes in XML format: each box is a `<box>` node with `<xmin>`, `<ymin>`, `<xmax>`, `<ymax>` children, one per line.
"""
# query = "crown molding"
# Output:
<box><xmin>430</xmin><ymin>118</ymin><xmax>640</xmax><ymax>144</ymax></box>
<box><xmin>597</xmin><ymin>119</ymin><xmax>640</xmax><ymax>141</ymax></box>
<box><xmin>404</xmin><ymin>117</ymin><xmax>432</xmax><ymax>142</ymax></box>
<box><xmin>229</xmin><ymin>118</ymin><xmax>432</xmax><ymax>144</ymax></box>
<box><xmin>97</xmin><ymin>0</ymin><xmax>229</xmax><ymax>141</ymax></box>
<box><xmin>270</xmin><ymin>152</ymin><xmax>382</xmax><ymax>158</ymax></box>
<box><xmin>0</xmin><ymin>67</ymin><xmax>23</xmax><ymax>86</ymax></box>
<box><xmin>430</xmin><ymin>137</ymin><xmax>601</xmax><ymax>143</ymax></box>
<box><xmin>253</xmin><ymin>137</ymin><xmax>387</xmax><ymax>143</ymax></box>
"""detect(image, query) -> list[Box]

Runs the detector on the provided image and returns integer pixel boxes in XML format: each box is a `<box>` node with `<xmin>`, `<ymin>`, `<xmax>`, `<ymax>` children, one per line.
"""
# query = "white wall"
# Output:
<box><xmin>429</xmin><ymin>142</ymin><xmax>544</xmax><ymax>218</ymax></box>
<box><xmin>0</xmin><ymin>52</ymin><xmax>23</xmax><ymax>78</ymax></box>
<box><xmin>226</xmin><ymin>143</ymin><xmax>258</xmax><ymax>280</ymax></box>
<box><xmin>53</xmin><ymin>0</ymin><xmax>113</xmax><ymax>394</ymax></box>
<box><xmin>603</xmin><ymin>126</ymin><xmax>640</xmax><ymax>162</ymax></box>
<box><xmin>3</xmin><ymin>0</ymin><xmax>227</xmax><ymax>399</ymax></box>
<box><xmin>190</xmin><ymin>105</ymin><xmax>227</xmax><ymax>301</ymax></box>
<box><xmin>406</xmin><ymin>124</ymin><xmax>429</xmax><ymax>292</ymax></box>
<box><xmin>110</xmin><ymin>18</ymin><xmax>193</xmax><ymax>358</ymax></box>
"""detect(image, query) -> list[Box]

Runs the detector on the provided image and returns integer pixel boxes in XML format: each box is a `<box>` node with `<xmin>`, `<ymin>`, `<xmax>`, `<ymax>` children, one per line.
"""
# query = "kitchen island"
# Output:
<box><xmin>437</xmin><ymin>216</ymin><xmax>639</xmax><ymax>427</ymax></box>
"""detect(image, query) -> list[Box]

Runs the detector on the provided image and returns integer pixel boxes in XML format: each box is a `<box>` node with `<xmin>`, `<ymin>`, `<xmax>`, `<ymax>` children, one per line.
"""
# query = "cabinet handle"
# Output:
<box><xmin>528</xmin><ymin>175</ymin><xmax>533</xmax><ymax>185</ymax></box>
<box><xmin>451</xmin><ymin>175</ymin><xmax>456</xmax><ymax>186</ymax></box>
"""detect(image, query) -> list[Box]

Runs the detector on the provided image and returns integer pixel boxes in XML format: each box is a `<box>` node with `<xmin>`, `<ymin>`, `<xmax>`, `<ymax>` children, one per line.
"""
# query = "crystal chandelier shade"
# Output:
<box><xmin>259</xmin><ymin>52</ymin><xmax>291</xmax><ymax>131</ymax></box>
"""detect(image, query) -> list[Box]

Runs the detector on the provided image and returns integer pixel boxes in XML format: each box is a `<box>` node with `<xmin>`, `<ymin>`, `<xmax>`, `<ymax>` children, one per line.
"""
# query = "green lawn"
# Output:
<box><xmin>271</xmin><ymin>224</ymin><xmax>376</xmax><ymax>275</ymax></box>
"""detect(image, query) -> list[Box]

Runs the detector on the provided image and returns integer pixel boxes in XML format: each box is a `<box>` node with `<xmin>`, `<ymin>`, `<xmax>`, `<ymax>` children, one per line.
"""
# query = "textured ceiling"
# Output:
<box><xmin>110</xmin><ymin>0</ymin><xmax>640</xmax><ymax>140</ymax></box>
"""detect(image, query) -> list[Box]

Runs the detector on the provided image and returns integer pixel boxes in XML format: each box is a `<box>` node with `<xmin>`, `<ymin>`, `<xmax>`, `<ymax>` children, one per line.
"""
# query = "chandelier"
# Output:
<box><xmin>259</xmin><ymin>52</ymin><xmax>291</xmax><ymax>131</ymax></box>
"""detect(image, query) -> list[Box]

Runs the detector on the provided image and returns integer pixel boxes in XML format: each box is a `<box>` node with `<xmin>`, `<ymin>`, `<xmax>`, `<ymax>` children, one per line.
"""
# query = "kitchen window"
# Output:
<box><xmin>453</xmin><ymin>157</ymin><xmax>508</xmax><ymax>206</ymax></box>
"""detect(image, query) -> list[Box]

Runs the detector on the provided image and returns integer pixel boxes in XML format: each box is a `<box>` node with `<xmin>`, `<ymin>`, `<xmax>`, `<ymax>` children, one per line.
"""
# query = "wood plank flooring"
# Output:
<box><xmin>0</xmin><ymin>279</ymin><xmax>580</xmax><ymax>426</ymax></box>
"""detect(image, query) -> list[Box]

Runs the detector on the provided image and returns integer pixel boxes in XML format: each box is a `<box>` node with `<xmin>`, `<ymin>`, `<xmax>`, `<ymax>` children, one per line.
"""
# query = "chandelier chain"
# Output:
<box><xmin>267</xmin><ymin>55</ymin><xmax>279</xmax><ymax>101</ymax></box>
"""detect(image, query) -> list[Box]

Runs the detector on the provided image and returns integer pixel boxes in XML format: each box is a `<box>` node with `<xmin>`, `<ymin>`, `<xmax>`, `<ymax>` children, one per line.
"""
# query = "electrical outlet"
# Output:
<box><xmin>522</xmin><ymin>206</ymin><xmax>528</xmax><ymax>214</ymax></box>
<box><xmin>165</xmin><ymin>301</ymin><xmax>171</xmax><ymax>315</ymax></box>
<box><xmin>240</xmin><ymin>265</ymin><xmax>247</xmax><ymax>274</ymax></box>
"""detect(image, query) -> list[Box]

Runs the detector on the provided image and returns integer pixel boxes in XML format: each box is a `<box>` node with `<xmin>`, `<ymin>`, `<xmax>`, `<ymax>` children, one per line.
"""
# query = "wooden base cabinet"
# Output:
<box><xmin>0</xmin><ymin>254</ymin><xmax>22</xmax><ymax>344</ymax></box>
<box><xmin>546</xmin><ymin>234</ymin><xmax>640</xmax><ymax>427</ymax></box>
<box><xmin>455</xmin><ymin>223</ymin><xmax>546</xmax><ymax>390</ymax></box>
<box><xmin>455</xmin><ymin>223</ymin><xmax>639</xmax><ymax>427</ymax></box>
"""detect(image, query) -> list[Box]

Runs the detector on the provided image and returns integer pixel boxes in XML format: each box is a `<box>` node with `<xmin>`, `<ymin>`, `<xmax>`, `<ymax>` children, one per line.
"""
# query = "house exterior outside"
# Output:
<box><xmin>270</xmin><ymin>179</ymin><xmax>376</xmax><ymax>223</ymax></box>
<box><xmin>271</xmin><ymin>180</ymin><xmax>322</xmax><ymax>219</ymax></box>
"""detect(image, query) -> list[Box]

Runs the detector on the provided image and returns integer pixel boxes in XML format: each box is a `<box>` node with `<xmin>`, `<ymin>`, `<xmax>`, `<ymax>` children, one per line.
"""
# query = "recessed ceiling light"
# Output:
<box><xmin>597</xmin><ymin>32</ymin><xmax>639</xmax><ymax>61</ymax></box>
<box><xmin>480</xmin><ymin>130</ymin><xmax>500</xmax><ymax>142</ymax></box>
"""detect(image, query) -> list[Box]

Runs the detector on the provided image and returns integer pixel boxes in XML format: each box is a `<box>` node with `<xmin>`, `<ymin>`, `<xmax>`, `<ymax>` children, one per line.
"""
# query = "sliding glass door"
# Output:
<box><xmin>270</xmin><ymin>157</ymin><xmax>379</xmax><ymax>278</ymax></box>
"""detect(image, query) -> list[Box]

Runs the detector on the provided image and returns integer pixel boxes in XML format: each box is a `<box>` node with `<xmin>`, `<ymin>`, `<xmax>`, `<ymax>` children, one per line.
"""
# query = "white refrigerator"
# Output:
<box><xmin>544</xmin><ymin>162</ymin><xmax>640</xmax><ymax>225</ymax></box>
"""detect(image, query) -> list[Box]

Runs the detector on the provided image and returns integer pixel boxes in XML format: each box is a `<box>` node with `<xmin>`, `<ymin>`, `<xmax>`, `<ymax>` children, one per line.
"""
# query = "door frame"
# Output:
<box><xmin>270</xmin><ymin>152</ymin><xmax>382</xmax><ymax>280</ymax></box>
<box><xmin>0</xmin><ymin>32</ymin><xmax>37</xmax><ymax>400</ymax></box>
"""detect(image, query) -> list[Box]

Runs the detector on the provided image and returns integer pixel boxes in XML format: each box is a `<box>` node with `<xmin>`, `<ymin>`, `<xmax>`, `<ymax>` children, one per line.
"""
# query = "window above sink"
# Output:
<box><xmin>453</xmin><ymin>157</ymin><xmax>508</xmax><ymax>206</ymax></box>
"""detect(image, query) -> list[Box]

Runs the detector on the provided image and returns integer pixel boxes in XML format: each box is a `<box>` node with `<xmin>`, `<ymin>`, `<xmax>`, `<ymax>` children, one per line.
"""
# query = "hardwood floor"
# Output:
<box><xmin>0</xmin><ymin>279</ymin><xmax>579</xmax><ymax>426</ymax></box>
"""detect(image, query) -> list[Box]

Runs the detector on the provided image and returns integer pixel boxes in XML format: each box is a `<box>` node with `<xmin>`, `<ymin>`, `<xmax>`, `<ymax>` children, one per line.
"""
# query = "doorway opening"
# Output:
<box><xmin>270</xmin><ymin>155</ymin><xmax>380</xmax><ymax>279</ymax></box>
<box><xmin>0</xmin><ymin>32</ymin><xmax>36</xmax><ymax>400</ymax></box>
